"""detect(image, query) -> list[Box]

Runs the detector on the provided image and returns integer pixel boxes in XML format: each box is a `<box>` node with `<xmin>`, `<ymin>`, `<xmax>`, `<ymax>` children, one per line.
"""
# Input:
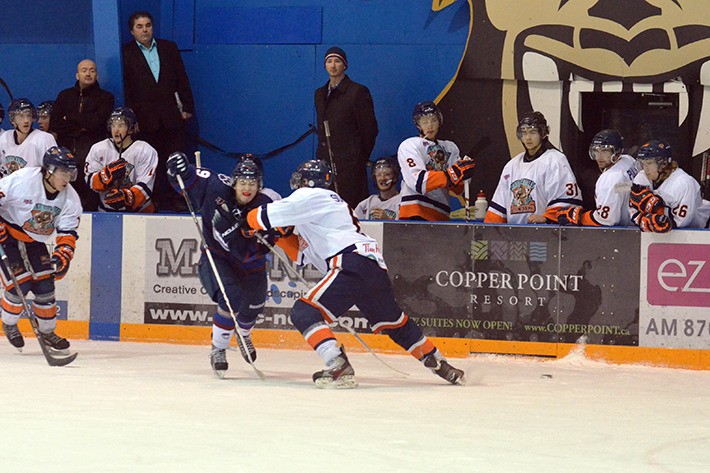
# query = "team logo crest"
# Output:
<box><xmin>22</xmin><ymin>204</ymin><xmax>60</xmax><ymax>236</ymax></box>
<box><xmin>510</xmin><ymin>178</ymin><xmax>536</xmax><ymax>214</ymax></box>
<box><xmin>425</xmin><ymin>143</ymin><xmax>450</xmax><ymax>171</ymax></box>
<box><xmin>4</xmin><ymin>155</ymin><xmax>27</xmax><ymax>175</ymax></box>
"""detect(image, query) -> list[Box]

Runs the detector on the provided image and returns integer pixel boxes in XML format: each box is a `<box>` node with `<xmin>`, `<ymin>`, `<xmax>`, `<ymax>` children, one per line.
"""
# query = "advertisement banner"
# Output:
<box><xmin>640</xmin><ymin>232</ymin><xmax>710</xmax><ymax>349</ymax></box>
<box><xmin>385</xmin><ymin>223</ymin><xmax>639</xmax><ymax>345</ymax></box>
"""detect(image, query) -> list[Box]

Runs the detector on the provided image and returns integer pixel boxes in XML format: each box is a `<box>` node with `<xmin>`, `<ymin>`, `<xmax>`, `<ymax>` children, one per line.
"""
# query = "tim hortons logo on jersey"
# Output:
<box><xmin>510</xmin><ymin>178</ymin><xmax>536</xmax><ymax>214</ymax></box>
<box><xmin>647</xmin><ymin>243</ymin><xmax>710</xmax><ymax>307</ymax></box>
<box><xmin>22</xmin><ymin>205</ymin><xmax>60</xmax><ymax>236</ymax></box>
<box><xmin>155</xmin><ymin>238</ymin><xmax>199</xmax><ymax>276</ymax></box>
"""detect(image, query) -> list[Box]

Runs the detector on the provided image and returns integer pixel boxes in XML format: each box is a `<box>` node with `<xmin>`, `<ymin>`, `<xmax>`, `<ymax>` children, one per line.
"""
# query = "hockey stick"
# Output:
<box><xmin>0</xmin><ymin>244</ymin><xmax>77</xmax><ymax>366</ymax></box>
<box><xmin>175</xmin><ymin>175</ymin><xmax>265</xmax><ymax>380</ymax></box>
<box><xmin>461</xmin><ymin>137</ymin><xmax>490</xmax><ymax>222</ymax></box>
<box><xmin>194</xmin><ymin>150</ymin><xmax>202</xmax><ymax>168</ymax></box>
<box><xmin>251</xmin><ymin>229</ymin><xmax>409</xmax><ymax>377</ymax></box>
<box><xmin>322</xmin><ymin>120</ymin><xmax>340</xmax><ymax>194</ymax></box>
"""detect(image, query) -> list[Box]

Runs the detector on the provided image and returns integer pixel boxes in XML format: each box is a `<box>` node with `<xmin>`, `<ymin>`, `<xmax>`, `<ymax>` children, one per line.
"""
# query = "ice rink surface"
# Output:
<box><xmin>1</xmin><ymin>339</ymin><xmax>708</xmax><ymax>473</ymax></box>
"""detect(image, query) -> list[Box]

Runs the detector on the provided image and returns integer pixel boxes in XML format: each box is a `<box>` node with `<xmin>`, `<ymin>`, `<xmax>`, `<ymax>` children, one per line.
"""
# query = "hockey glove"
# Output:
<box><xmin>630</xmin><ymin>184</ymin><xmax>665</xmax><ymax>215</ymax></box>
<box><xmin>166</xmin><ymin>152</ymin><xmax>190</xmax><ymax>179</ymax></box>
<box><xmin>213</xmin><ymin>205</ymin><xmax>244</xmax><ymax>241</ymax></box>
<box><xmin>104</xmin><ymin>188</ymin><xmax>136</xmax><ymax>211</ymax></box>
<box><xmin>445</xmin><ymin>160</ymin><xmax>476</xmax><ymax>188</ymax></box>
<box><xmin>557</xmin><ymin>206</ymin><xmax>582</xmax><ymax>226</ymax></box>
<box><xmin>51</xmin><ymin>244</ymin><xmax>74</xmax><ymax>281</ymax></box>
<box><xmin>0</xmin><ymin>222</ymin><xmax>7</xmax><ymax>243</ymax></box>
<box><xmin>638</xmin><ymin>213</ymin><xmax>672</xmax><ymax>233</ymax></box>
<box><xmin>99</xmin><ymin>158</ymin><xmax>128</xmax><ymax>187</ymax></box>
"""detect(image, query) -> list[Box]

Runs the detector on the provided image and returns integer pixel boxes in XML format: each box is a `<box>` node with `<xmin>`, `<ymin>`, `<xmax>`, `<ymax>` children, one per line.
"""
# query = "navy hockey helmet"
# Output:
<box><xmin>290</xmin><ymin>160</ymin><xmax>333</xmax><ymax>190</ymax></box>
<box><xmin>636</xmin><ymin>140</ymin><xmax>672</xmax><ymax>167</ymax></box>
<box><xmin>589</xmin><ymin>129</ymin><xmax>624</xmax><ymax>160</ymax></box>
<box><xmin>37</xmin><ymin>100</ymin><xmax>54</xmax><ymax>117</ymax></box>
<box><xmin>412</xmin><ymin>101</ymin><xmax>443</xmax><ymax>127</ymax></box>
<box><xmin>516</xmin><ymin>111</ymin><xmax>549</xmax><ymax>139</ymax></box>
<box><xmin>107</xmin><ymin>107</ymin><xmax>138</xmax><ymax>134</ymax></box>
<box><xmin>43</xmin><ymin>146</ymin><xmax>78</xmax><ymax>181</ymax></box>
<box><xmin>231</xmin><ymin>155</ymin><xmax>263</xmax><ymax>190</ymax></box>
<box><xmin>8</xmin><ymin>98</ymin><xmax>36</xmax><ymax>121</ymax></box>
<box><xmin>371</xmin><ymin>156</ymin><xmax>400</xmax><ymax>186</ymax></box>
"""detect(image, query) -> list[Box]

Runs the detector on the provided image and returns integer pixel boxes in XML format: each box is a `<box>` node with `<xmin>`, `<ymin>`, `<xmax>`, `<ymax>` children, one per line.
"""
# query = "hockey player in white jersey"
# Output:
<box><xmin>85</xmin><ymin>107</ymin><xmax>158</xmax><ymax>212</ymax></box>
<box><xmin>398</xmin><ymin>101</ymin><xmax>476</xmax><ymax>221</ymax></box>
<box><xmin>557</xmin><ymin>129</ymin><xmax>637</xmax><ymax>226</ymax></box>
<box><xmin>0</xmin><ymin>98</ymin><xmax>57</xmax><ymax>177</ymax></box>
<box><xmin>354</xmin><ymin>156</ymin><xmax>401</xmax><ymax>220</ymax></box>
<box><xmin>0</xmin><ymin>146</ymin><xmax>82</xmax><ymax>353</ymax></box>
<box><xmin>485</xmin><ymin>111</ymin><xmax>582</xmax><ymax>224</ymax></box>
<box><xmin>240</xmin><ymin>159</ymin><xmax>465</xmax><ymax>388</ymax></box>
<box><xmin>629</xmin><ymin>140</ymin><xmax>710</xmax><ymax>232</ymax></box>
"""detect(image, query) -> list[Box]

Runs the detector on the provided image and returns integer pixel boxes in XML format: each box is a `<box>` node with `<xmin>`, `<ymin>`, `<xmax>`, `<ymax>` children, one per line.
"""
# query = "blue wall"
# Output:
<box><xmin>0</xmin><ymin>0</ymin><xmax>469</xmax><ymax>198</ymax></box>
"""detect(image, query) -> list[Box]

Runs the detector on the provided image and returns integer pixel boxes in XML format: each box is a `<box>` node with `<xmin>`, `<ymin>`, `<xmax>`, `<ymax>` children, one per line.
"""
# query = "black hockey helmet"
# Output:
<box><xmin>43</xmin><ymin>146</ymin><xmax>78</xmax><ymax>181</ymax></box>
<box><xmin>516</xmin><ymin>111</ymin><xmax>549</xmax><ymax>139</ymax></box>
<box><xmin>107</xmin><ymin>107</ymin><xmax>138</xmax><ymax>134</ymax></box>
<box><xmin>8</xmin><ymin>98</ymin><xmax>36</xmax><ymax>121</ymax></box>
<box><xmin>37</xmin><ymin>100</ymin><xmax>54</xmax><ymax>117</ymax></box>
<box><xmin>290</xmin><ymin>160</ymin><xmax>333</xmax><ymax>190</ymax></box>
<box><xmin>412</xmin><ymin>101</ymin><xmax>443</xmax><ymax>127</ymax></box>
<box><xmin>636</xmin><ymin>140</ymin><xmax>672</xmax><ymax>167</ymax></box>
<box><xmin>589</xmin><ymin>129</ymin><xmax>624</xmax><ymax>160</ymax></box>
<box><xmin>370</xmin><ymin>156</ymin><xmax>400</xmax><ymax>186</ymax></box>
<box><xmin>231</xmin><ymin>155</ymin><xmax>263</xmax><ymax>190</ymax></box>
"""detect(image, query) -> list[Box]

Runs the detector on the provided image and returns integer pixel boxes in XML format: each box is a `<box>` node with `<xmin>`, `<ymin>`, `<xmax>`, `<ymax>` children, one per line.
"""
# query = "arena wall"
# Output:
<box><xmin>37</xmin><ymin>213</ymin><xmax>710</xmax><ymax>370</ymax></box>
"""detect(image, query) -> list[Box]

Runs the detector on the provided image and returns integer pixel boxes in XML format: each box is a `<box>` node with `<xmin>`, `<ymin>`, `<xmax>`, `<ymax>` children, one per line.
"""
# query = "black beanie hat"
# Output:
<box><xmin>324</xmin><ymin>46</ymin><xmax>348</xmax><ymax>68</ymax></box>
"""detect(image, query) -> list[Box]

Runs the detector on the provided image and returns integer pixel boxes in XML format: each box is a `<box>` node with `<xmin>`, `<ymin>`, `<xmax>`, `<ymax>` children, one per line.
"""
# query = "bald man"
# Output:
<box><xmin>51</xmin><ymin>59</ymin><xmax>115</xmax><ymax>210</ymax></box>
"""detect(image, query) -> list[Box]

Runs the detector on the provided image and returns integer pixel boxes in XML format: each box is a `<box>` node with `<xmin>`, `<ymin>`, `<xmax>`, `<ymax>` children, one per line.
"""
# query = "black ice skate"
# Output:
<box><xmin>236</xmin><ymin>332</ymin><xmax>257</xmax><ymax>363</ymax></box>
<box><xmin>40</xmin><ymin>331</ymin><xmax>70</xmax><ymax>355</ymax></box>
<box><xmin>313</xmin><ymin>347</ymin><xmax>358</xmax><ymax>389</ymax></box>
<box><xmin>423</xmin><ymin>353</ymin><xmax>466</xmax><ymax>385</ymax></box>
<box><xmin>3</xmin><ymin>322</ymin><xmax>25</xmax><ymax>352</ymax></box>
<box><xmin>210</xmin><ymin>345</ymin><xmax>228</xmax><ymax>378</ymax></box>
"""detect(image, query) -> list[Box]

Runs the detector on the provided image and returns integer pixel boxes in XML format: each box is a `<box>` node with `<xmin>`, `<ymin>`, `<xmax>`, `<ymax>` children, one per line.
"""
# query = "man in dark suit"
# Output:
<box><xmin>315</xmin><ymin>47</ymin><xmax>378</xmax><ymax>209</ymax></box>
<box><xmin>122</xmin><ymin>10</ymin><xmax>195</xmax><ymax>212</ymax></box>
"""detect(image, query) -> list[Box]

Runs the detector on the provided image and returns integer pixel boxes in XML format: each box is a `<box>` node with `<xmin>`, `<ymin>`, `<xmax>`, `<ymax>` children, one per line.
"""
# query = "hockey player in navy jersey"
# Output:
<box><xmin>166</xmin><ymin>151</ymin><xmax>282</xmax><ymax>377</ymax></box>
<box><xmin>0</xmin><ymin>146</ymin><xmax>82</xmax><ymax>353</ymax></box>
<box><xmin>238</xmin><ymin>159</ymin><xmax>465</xmax><ymax>388</ymax></box>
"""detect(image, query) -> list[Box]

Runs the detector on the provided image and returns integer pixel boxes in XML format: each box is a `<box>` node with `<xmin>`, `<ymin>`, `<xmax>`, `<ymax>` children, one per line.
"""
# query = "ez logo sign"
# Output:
<box><xmin>648</xmin><ymin>243</ymin><xmax>710</xmax><ymax>307</ymax></box>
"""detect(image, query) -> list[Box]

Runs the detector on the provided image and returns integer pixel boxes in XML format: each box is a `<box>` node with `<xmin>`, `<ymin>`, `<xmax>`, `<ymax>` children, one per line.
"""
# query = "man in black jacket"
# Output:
<box><xmin>314</xmin><ymin>47</ymin><xmax>378</xmax><ymax>209</ymax></box>
<box><xmin>51</xmin><ymin>59</ymin><xmax>115</xmax><ymax>210</ymax></box>
<box><xmin>122</xmin><ymin>10</ymin><xmax>195</xmax><ymax>212</ymax></box>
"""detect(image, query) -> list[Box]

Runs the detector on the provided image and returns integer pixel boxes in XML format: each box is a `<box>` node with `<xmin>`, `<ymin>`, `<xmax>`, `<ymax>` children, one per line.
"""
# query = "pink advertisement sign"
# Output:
<box><xmin>647</xmin><ymin>243</ymin><xmax>710</xmax><ymax>307</ymax></box>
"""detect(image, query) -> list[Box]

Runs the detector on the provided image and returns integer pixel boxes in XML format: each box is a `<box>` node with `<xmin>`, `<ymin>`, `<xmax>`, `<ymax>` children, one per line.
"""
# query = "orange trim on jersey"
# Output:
<box><xmin>7</xmin><ymin>226</ymin><xmax>34</xmax><ymax>243</ymax></box>
<box><xmin>371</xmin><ymin>313</ymin><xmax>409</xmax><ymax>334</ymax></box>
<box><xmin>275</xmin><ymin>234</ymin><xmax>299</xmax><ymax>262</ymax></box>
<box><xmin>1</xmin><ymin>297</ymin><xmax>23</xmax><ymax>315</ymax></box>
<box><xmin>31</xmin><ymin>303</ymin><xmax>57</xmax><ymax>319</ymax></box>
<box><xmin>246</xmin><ymin>208</ymin><xmax>265</xmax><ymax>231</ymax></box>
<box><xmin>56</xmin><ymin>234</ymin><xmax>77</xmax><ymax>250</ymax></box>
<box><xmin>304</xmin><ymin>325</ymin><xmax>336</xmax><ymax>350</ymax></box>
<box><xmin>484</xmin><ymin>210</ymin><xmax>506</xmax><ymax>223</ymax></box>
<box><xmin>306</xmin><ymin>265</ymin><xmax>339</xmax><ymax>304</ymax></box>
<box><xmin>399</xmin><ymin>203</ymin><xmax>450</xmax><ymax>221</ymax></box>
<box><xmin>1</xmin><ymin>272</ymin><xmax>32</xmax><ymax>291</ymax></box>
<box><xmin>410</xmin><ymin>338</ymin><xmax>436</xmax><ymax>360</ymax></box>
<box><xmin>424</xmin><ymin>170</ymin><xmax>449</xmax><ymax>193</ymax></box>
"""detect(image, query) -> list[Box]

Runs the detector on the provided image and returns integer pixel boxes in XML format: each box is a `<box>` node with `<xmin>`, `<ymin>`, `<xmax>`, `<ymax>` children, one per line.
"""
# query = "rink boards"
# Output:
<box><xmin>50</xmin><ymin>213</ymin><xmax>710</xmax><ymax>370</ymax></box>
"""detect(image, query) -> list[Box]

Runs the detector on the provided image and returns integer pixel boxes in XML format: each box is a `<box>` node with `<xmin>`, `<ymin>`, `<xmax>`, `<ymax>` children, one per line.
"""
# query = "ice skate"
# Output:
<box><xmin>40</xmin><ymin>331</ymin><xmax>70</xmax><ymax>355</ymax></box>
<box><xmin>313</xmin><ymin>348</ymin><xmax>358</xmax><ymax>389</ymax></box>
<box><xmin>210</xmin><ymin>345</ymin><xmax>228</xmax><ymax>378</ymax></box>
<box><xmin>236</xmin><ymin>332</ymin><xmax>257</xmax><ymax>363</ymax></box>
<box><xmin>423</xmin><ymin>353</ymin><xmax>466</xmax><ymax>385</ymax></box>
<box><xmin>3</xmin><ymin>322</ymin><xmax>25</xmax><ymax>352</ymax></box>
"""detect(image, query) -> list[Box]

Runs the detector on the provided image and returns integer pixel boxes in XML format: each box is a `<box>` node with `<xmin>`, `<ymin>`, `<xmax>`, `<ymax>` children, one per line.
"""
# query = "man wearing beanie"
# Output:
<box><xmin>315</xmin><ymin>46</ymin><xmax>379</xmax><ymax>208</ymax></box>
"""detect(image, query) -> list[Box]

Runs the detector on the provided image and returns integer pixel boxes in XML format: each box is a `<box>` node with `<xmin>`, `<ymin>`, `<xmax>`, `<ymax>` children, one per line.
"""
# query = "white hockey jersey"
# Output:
<box><xmin>485</xmin><ymin>146</ymin><xmax>582</xmax><ymax>224</ymax></box>
<box><xmin>0</xmin><ymin>129</ymin><xmax>57</xmax><ymax>177</ymax></box>
<box><xmin>85</xmin><ymin>138</ymin><xmax>158</xmax><ymax>212</ymax></box>
<box><xmin>591</xmin><ymin>154</ymin><xmax>638</xmax><ymax>226</ymax></box>
<box><xmin>632</xmin><ymin>167</ymin><xmax>710</xmax><ymax>229</ymax></box>
<box><xmin>354</xmin><ymin>193</ymin><xmax>401</xmax><ymax>220</ymax></box>
<box><xmin>247</xmin><ymin>187</ymin><xmax>386</xmax><ymax>275</ymax></box>
<box><xmin>397</xmin><ymin>136</ymin><xmax>460</xmax><ymax>221</ymax></box>
<box><xmin>0</xmin><ymin>166</ymin><xmax>82</xmax><ymax>243</ymax></box>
